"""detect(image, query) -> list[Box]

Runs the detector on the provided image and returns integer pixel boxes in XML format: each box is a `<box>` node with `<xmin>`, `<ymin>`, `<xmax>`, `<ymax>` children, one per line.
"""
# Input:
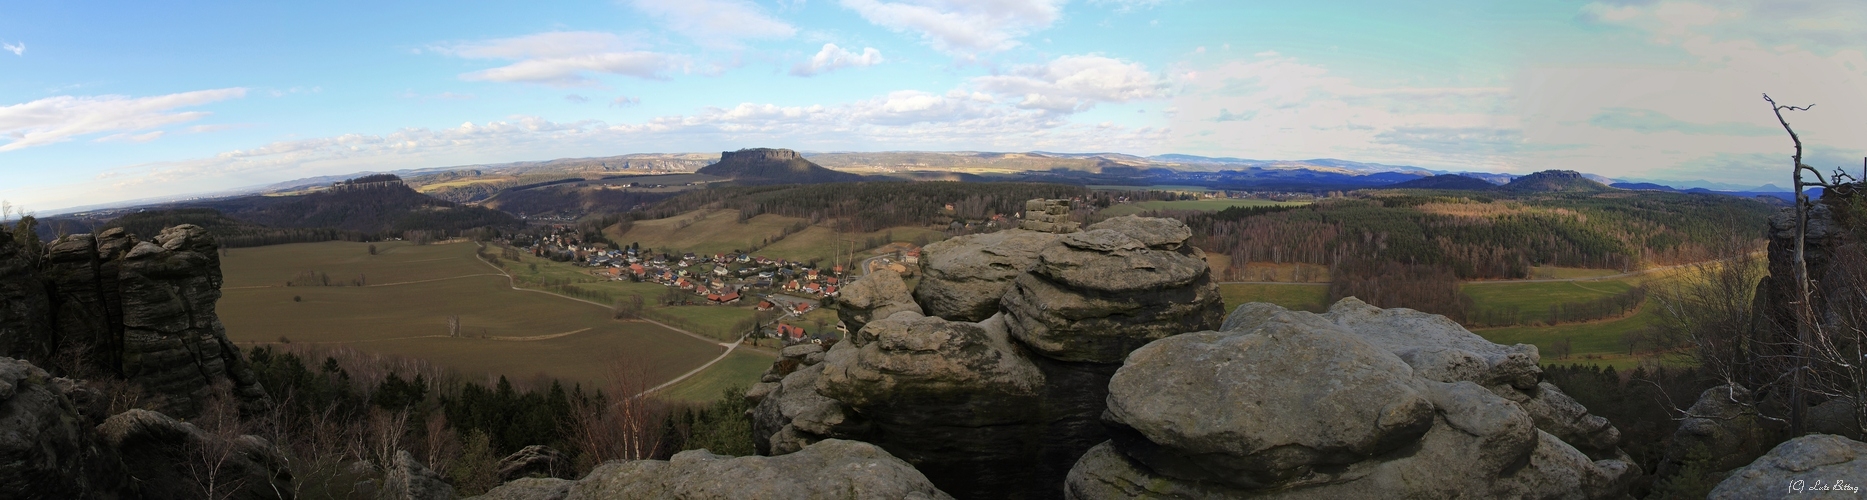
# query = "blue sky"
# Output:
<box><xmin>3</xmin><ymin>0</ymin><xmax>1866</xmax><ymax>212</ymax></box>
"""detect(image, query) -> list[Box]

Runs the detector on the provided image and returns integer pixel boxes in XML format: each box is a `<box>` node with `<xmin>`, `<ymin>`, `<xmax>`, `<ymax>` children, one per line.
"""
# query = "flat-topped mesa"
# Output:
<box><xmin>719</xmin><ymin>148</ymin><xmax>802</xmax><ymax>163</ymax></box>
<box><xmin>329</xmin><ymin>173</ymin><xmax>407</xmax><ymax>192</ymax></box>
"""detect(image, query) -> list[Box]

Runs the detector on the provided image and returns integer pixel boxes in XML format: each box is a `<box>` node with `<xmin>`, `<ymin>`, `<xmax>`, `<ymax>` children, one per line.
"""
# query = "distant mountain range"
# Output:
<box><xmin>43</xmin><ymin>149</ymin><xmax>1802</xmax><ymax>216</ymax></box>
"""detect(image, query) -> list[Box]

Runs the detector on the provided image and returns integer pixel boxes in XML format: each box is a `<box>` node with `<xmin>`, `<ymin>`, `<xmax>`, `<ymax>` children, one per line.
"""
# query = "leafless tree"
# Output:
<box><xmin>1764</xmin><ymin>93</ymin><xmax>1859</xmax><ymax>432</ymax></box>
<box><xmin>187</xmin><ymin>382</ymin><xmax>254</xmax><ymax>500</ymax></box>
<box><xmin>567</xmin><ymin>360</ymin><xmax>668</xmax><ymax>469</ymax></box>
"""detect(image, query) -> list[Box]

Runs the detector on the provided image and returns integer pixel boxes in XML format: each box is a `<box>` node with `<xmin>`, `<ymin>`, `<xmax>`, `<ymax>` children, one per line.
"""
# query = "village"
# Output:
<box><xmin>512</xmin><ymin>225</ymin><xmax>923</xmax><ymax>345</ymax></box>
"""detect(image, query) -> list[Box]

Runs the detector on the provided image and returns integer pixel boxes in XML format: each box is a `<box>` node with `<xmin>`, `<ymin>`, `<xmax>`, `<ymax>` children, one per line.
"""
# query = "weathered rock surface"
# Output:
<box><xmin>828</xmin><ymin>268</ymin><xmax>921</xmax><ymax>335</ymax></box>
<box><xmin>1658</xmin><ymin>385</ymin><xmax>1778</xmax><ymax>479</ymax></box>
<box><xmin>753</xmin><ymin>214</ymin><xmax>1223</xmax><ymax>499</ymax></box>
<box><xmin>99</xmin><ymin>408</ymin><xmax>293</xmax><ymax>500</ymax></box>
<box><xmin>0</xmin><ymin>224</ymin><xmax>270</xmax><ymax>418</ymax></box>
<box><xmin>383</xmin><ymin>449</ymin><xmax>455</xmax><ymax>500</ymax></box>
<box><xmin>1711</xmin><ymin>434</ymin><xmax>1867</xmax><ymax>499</ymax></box>
<box><xmin>1810</xmin><ymin>397</ymin><xmax>1865</xmax><ymax>440</ymax></box>
<box><xmin>1000</xmin><ymin>219</ymin><xmax>1223</xmax><ymax>364</ymax></box>
<box><xmin>469</xmin><ymin>477</ymin><xmax>575</xmax><ymax>500</ymax></box>
<box><xmin>497</xmin><ymin>444</ymin><xmax>574</xmax><ymax>482</ymax></box>
<box><xmin>565</xmin><ymin>439</ymin><xmax>952</xmax><ymax>499</ymax></box>
<box><xmin>0</xmin><ymin>357</ymin><xmax>120</xmax><ymax>499</ymax></box>
<box><xmin>913</xmin><ymin>229</ymin><xmax>1058</xmax><ymax>322</ymax></box>
<box><xmin>1066</xmin><ymin>301</ymin><xmax>1637</xmax><ymax>499</ymax></box>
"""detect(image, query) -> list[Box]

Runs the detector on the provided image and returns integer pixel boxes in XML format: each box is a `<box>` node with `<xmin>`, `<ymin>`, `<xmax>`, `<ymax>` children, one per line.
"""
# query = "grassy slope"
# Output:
<box><xmin>1461</xmin><ymin>279</ymin><xmax>1637</xmax><ymax>325</ymax></box>
<box><xmin>757</xmin><ymin>225</ymin><xmax>946</xmax><ymax>264</ymax></box>
<box><xmin>218</xmin><ymin>241</ymin><xmax>722</xmax><ymax>387</ymax></box>
<box><xmin>1473</xmin><ymin>301</ymin><xmax>1665</xmax><ymax>370</ymax></box>
<box><xmin>657</xmin><ymin>349</ymin><xmax>776</xmax><ymax>403</ymax></box>
<box><xmin>1220</xmin><ymin>283</ymin><xmax>1329</xmax><ymax>313</ymax></box>
<box><xmin>608</xmin><ymin>210</ymin><xmax>806</xmax><ymax>256</ymax></box>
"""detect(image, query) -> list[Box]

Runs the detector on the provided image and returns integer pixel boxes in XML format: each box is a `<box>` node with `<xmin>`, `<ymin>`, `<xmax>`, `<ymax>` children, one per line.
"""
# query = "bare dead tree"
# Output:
<box><xmin>187</xmin><ymin>382</ymin><xmax>254</xmax><ymax>500</ymax></box>
<box><xmin>1765</xmin><ymin>93</ymin><xmax>1861</xmax><ymax>433</ymax></box>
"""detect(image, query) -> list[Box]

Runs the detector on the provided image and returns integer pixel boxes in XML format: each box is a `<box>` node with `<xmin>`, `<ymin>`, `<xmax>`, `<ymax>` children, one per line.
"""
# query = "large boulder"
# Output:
<box><xmin>0</xmin><ymin>357</ymin><xmax>121</xmax><ymax>498</ymax></box>
<box><xmin>382</xmin><ymin>450</ymin><xmax>455</xmax><ymax>500</ymax></box>
<box><xmin>1711</xmin><ymin>434</ymin><xmax>1867</xmax><ymax>499</ymax></box>
<box><xmin>99</xmin><ymin>408</ymin><xmax>293</xmax><ymax>500</ymax></box>
<box><xmin>566</xmin><ymin>439</ymin><xmax>952</xmax><ymax>499</ymax></box>
<box><xmin>469</xmin><ymin>477</ymin><xmax>575</xmax><ymax>500</ymax></box>
<box><xmin>1000</xmin><ymin>219</ymin><xmax>1224</xmax><ymax>364</ymax></box>
<box><xmin>1066</xmin><ymin>301</ymin><xmax>1637</xmax><ymax>499</ymax></box>
<box><xmin>913</xmin><ymin>229</ymin><xmax>1058</xmax><ymax>322</ymax></box>
<box><xmin>829</xmin><ymin>269</ymin><xmax>921</xmax><ymax>336</ymax></box>
<box><xmin>1657</xmin><ymin>385</ymin><xmax>1778</xmax><ymax>479</ymax></box>
<box><xmin>0</xmin><ymin>226</ymin><xmax>55</xmax><ymax>366</ymax></box>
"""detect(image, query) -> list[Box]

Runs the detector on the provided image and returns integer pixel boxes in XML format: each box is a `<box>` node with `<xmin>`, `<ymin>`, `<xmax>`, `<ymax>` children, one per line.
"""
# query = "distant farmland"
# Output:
<box><xmin>217</xmin><ymin>241</ymin><xmax>730</xmax><ymax>388</ymax></box>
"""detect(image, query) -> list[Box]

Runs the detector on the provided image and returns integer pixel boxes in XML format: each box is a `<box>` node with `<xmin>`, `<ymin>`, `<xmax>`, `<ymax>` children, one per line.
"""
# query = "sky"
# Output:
<box><xmin>3</xmin><ymin>0</ymin><xmax>1866</xmax><ymax>213</ymax></box>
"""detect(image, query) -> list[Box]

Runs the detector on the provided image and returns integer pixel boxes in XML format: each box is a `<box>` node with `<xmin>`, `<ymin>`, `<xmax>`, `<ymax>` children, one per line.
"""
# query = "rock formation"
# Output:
<box><xmin>1657</xmin><ymin>385</ymin><xmax>1779</xmax><ymax>480</ymax></box>
<box><xmin>0</xmin><ymin>223</ymin><xmax>270</xmax><ymax>418</ymax></box>
<box><xmin>1020</xmin><ymin>199</ymin><xmax>1079</xmax><ymax>233</ymax></box>
<box><xmin>383</xmin><ymin>450</ymin><xmax>456</xmax><ymax>500</ymax></box>
<box><xmin>1064</xmin><ymin>299</ymin><xmax>1638</xmax><ymax>499</ymax></box>
<box><xmin>749</xmin><ymin>214</ymin><xmax>1224</xmax><ymax>499</ymax></box>
<box><xmin>497</xmin><ymin>445</ymin><xmax>575</xmax><ymax>482</ymax></box>
<box><xmin>1710</xmin><ymin>434</ymin><xmax>1867</xmax><ymax>499</ymax></box>
<box><xmin>563</xmin><ymin>439</ymin><xmax>950</xmax><ymax>499</ymax></box>
<box><xmin>0</xmin><ymin>356</ymin><xmax>292</xmax><ymax>499</ymax></box>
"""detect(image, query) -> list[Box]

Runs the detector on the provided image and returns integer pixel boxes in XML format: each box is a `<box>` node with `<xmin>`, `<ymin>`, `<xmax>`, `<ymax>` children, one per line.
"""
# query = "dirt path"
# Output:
<box><xmin>470</xmin><ymin>250</ymin><xmax>751</xmax><ymax>397</ymax></box>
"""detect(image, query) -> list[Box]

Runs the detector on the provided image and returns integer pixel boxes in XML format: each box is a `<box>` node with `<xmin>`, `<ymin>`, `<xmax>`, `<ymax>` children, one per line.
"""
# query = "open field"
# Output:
<box><xmin>1527</xmin><ymin>266</ymin><xmax>1623</xmax><ymax>280</ymax></box>
<box><xmin>1219</xmin><ymin>283</ymin><xmax>1329</xmax><ymax>313</ymax></box>
<box><xmin>1461</xmin><ymin>278</ymin><xmax>1639</xmax><ymax>325</ymax></box>
<box><xmin>221</xmin><ymin>240</ymin><xmax>492</xmax><ymax>288</ymax></box>
<box><xmin>657</xmin><ymin>349</ymin><xmax>776</xmax><ymax>403</ymax></box>
<box><xmin>218</xmin><ymin>242</ymin><xmax>724</xmax><ymax>387</ymax></box>
<box><xmin>1473</xmin><ymin>301</ymin><xmax>1668</xmax><ymax>369</ymax></box>
<box><xmin>1225</xmin><ymin>262</ymin><xmax>1331</xmax><ymax>282</ymax></box>
<box><xmin>1089</xmin><ymin>185</ymin><xmax>1215</xmax><ymax>192</ymax></box>
<box><xmin>757</xmin><ymin>225</ymin><xmax>946</xmax><ymax>264</ymax></box>
<box><xmin>1099</xmin><ymin>198</ymin><xmax>1308</xmax><ymax>217</ymax></box>
<box><xmin>607</xmin><ymin>209</ymin><xmax>807</xmax><ymax>256</ymax></box>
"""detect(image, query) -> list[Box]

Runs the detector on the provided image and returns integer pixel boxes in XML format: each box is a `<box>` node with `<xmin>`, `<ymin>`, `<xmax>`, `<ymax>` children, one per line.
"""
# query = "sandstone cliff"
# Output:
<box><xmin>0</xmin><ymin>223</ymin><xmax>270</xmax><ymax>418</ymax></box>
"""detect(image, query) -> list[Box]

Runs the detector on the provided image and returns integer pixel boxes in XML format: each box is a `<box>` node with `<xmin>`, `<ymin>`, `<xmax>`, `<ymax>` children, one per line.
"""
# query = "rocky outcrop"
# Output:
<box><xmin>1710</xmin><ymin>434</ymin><xmax>1867</xmax><ymax>499</ymax></box>
<box><xmin>497</xmin><ymin>445</ymin><xmax>574</xmax><ymax>482</ymax></box>
<box><xmin>758</xmin><ymin>214</ymin><xmax>1223</xmax><ymax>499</ymax></box>
<box><xmin>1658</xmin><ymin>385</ymin><xmax>1778</xmax><ymax>479</ymax></box>
<box><xmin>99</xmin><ymin>408</ymin><xmax>294</xmax><ymax>500</ymax></box>
<box><xmin>565</xmin><ymin>439</ymin><xmax>951</xmax><ymax>499</ymax></box>
<box><xmin>383</xmin><ymin>450</ymin><xmax>455</xmax><ymax>500</ymax></box>
<box><xmin>913</xmin><ymin>229</ymin><xmax>1058</xmax><ymax>322</ymax></box>
<box><xmin>0</xmin><ymin>224</ymin><xmax>270</xmax><ymax>418</ymax></box>
<box><xmin>1065</xmin><ymin>300</ymin><xmax>1637</xmax><ymax>499</ymax></box>
<box><xmin>1020</xmin><ymin>199</ymin><xmax>1079</xmax><ymax>233</ymax></box>
<box><xmin>0</xmin><ymin>357</ymin><xmax>121</xmax><ymax>499</ymax></box>
<box><xmin>1810</xmin><ymin>397</ymin><xmax>1864</xmax><ymax>440</ymax></box>
<box><xmin>469</xmin><ymin>478</ymin><xmax>574</xmax><ymax>500</ymax></box>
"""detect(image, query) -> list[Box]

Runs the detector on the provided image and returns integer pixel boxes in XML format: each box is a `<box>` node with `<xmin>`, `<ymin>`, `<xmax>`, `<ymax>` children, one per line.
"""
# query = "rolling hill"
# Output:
<box><xmin>1502</xmin><ymin>170</ymin><xmax>1614</xmax><ymax>193</ymax></box>
<box><xmin>1387</xmin><ymin>174</ymin><xmax>1497</xmax><ymax>190</ymax></box>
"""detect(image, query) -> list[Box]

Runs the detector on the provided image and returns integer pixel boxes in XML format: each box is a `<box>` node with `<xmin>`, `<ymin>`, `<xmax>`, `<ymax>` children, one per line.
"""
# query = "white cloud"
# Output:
<box><xmin>2</xmin><ymin>41</ymin><xmax>22</xmax><ymax>56</ymax></box>
<box><xmin>611</xmin><ymin>96</ymin><xmax>642</xmax><ymax>107</ymax></box>
<box><xmin>629</xmin><ymin>0</ymin><xmax>796</xmax><ymax>47</ymax></box>
<box><xmin>971</xmin><ymin>55</ymin><xmax>1163</xmax><ymax>112</ymax></box>
<box><xmin>437</xmin><ymin>32</ymin><xmax>685</xmax><ymax>87</ymax></box>
<box><xmin>565</xmin><ymin>94</ymin><xmax>590</xmax><ymax>103</ymax></box>
<box><xmin>0</xmin><ymin>88</ymin><xmax>246</xmax><ymax>152</ymax></box>
<box><xmin>839</xmin><ymin>0</ymin><xmax>1063</xmax><ymax>53</ymax></box>
<box><xmin>792</xmin><ymin>43</ymin><xmax>885</xmax><ymax>76</ymax></box>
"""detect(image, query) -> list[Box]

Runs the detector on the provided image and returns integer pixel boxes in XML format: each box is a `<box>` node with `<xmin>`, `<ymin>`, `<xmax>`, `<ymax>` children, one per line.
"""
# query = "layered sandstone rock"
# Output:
<box><xmin>1710</xmin><ymin>434</ymin><xmax>1867</xmax><ymax>500</ymax></box>
<box><xmin>756</xmin><ymin>215</ymin><xmax>1223</xmax><ymax>499</ymax></box>
<box><xmin>565</xmin><ymin>439</ymin><xmax>951</xmax><ymax>499</ymax></box>
<box><xmin>1657</xmin><ymin>385</ymin><xmax>1779</xmax><ymax>479</ymax></box>
<box><xmin>0</xmin><ymin>224</ymin><xmax>270</xmax><ymax>418</ymax></box>
<box><xmin>1065</xmin><ymin>300</ymin><xmax>1638</xmax><ymax>499</ymax></box>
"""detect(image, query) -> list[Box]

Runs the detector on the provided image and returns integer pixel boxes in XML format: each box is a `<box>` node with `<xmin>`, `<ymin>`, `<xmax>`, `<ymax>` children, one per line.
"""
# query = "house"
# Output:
<box><xmin>823</xmin><ymin>285</ymin><xmax>838</xmax><ymax>296</ymax></box>
<box><xmin>802</xmin><ymin>283</ymin><xmax>822</xmax><ymax>295</ymax></box>
<box><xmin>737</xmin><ymin>254</ymin><xmax>752</xmax><ymax>263</ymax></box>
<box><xmin>904</xmin><ymin>249</ymin><xmax>921</xmax><ymax>264</ymax></box>
<box><xmin>604</xmin><ymin>267</ymin><xmax>622</xmax><ymax>279</ymax></box>
<box><xmin>794</xmin><ymin>302</ymin><xmax>813</xmax><ymax>314</ymax></box>
<box><xmin>713</xmin><ymin>266</ymin><xmax>730</xmax><ymax>276</ymax></box>
<box><xmin>756</xmin><ymin>300</ymin><xmax>775</xmax><ymax>311</ymax></box>
<box><xmin>630</xmin><ymin>263</ymin><xmax>646</xmax><ymax>276</ymax></box>
<box><xmin>784</xmin><ymin>280</ymin><xmax>801</xmax><ymax>292</ymax></box>
<box><xmin>775</xmin><ymin>324</ymin><xmax>807</xmax><ymax>342</ymax></box>
<box><xmin>718</xmin><ymin>292</ymin><xmax>741</xmax><ymax>304</ymax></box>
<box><xmin>825</xmin><ymin>277</ymin><xmax>839</xmax><ymax>286</ymax></box>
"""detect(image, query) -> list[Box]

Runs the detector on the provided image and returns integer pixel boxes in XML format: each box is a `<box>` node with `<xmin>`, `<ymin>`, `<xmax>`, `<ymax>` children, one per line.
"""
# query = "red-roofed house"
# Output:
<box><xmin>794</xmin><ymin>302</ymin><xmax>812</xmax><ymax>314</ymax></box>
<box><xmin>756</xmin><ymin>300</ymin><xmax>775</xmax><ymax>311</ymax></box>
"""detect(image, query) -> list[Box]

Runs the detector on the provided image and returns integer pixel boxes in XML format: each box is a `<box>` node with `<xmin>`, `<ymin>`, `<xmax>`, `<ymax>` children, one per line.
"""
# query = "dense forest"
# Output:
<box><xmin>637</xmin><ymin>182</ymin><xmax>1091</xmax><ymax>232</ymax></box>
<box><xmin>174</xmin><ymin>178</ymin><xmax>519</xmax><ymax>234</ymax></box>
<box><xmin>1121</xmin><ymin>190</ymin><xmax>1776</xmax><ymax>280</ymax></box>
